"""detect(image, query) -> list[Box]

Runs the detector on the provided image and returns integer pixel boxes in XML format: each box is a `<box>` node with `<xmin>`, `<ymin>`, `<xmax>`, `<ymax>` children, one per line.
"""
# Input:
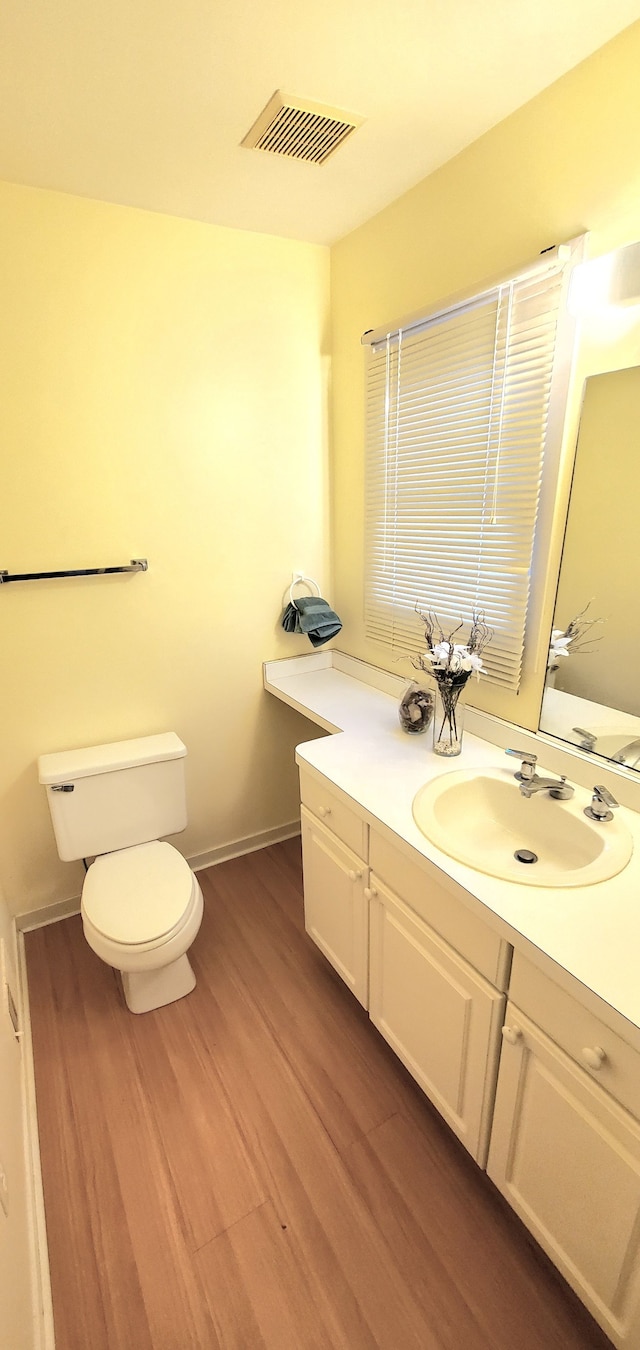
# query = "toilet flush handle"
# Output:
<box><xmin>51</xmin><ymin>783</ymin><xmax>74</xmax><ymax>792</ymax></box>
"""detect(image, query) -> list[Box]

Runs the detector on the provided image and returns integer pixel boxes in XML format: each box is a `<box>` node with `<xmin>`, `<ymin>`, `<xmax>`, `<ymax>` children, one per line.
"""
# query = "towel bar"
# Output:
<box><xmin>0</xmin><ymin>559</ymin><xmax>148</xmax><ymax>584</ymax></box>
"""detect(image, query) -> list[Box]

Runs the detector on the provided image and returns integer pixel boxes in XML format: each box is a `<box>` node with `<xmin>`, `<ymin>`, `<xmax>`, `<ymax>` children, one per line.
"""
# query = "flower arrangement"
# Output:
<box><xmin>411</xmin><ymin>608</ymin><xmax>493</xmax><ymax>755</ymax></box>
<box><xmin>547</xmin><ymin>602</ymin><xmax>603</xmax><ymax>671</ymax></box>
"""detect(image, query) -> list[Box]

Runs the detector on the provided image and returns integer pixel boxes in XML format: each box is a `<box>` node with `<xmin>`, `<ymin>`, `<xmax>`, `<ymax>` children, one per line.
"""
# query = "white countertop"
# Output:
<box><xmin>265</xmin><ymin>651</ymin><xmax>640</xmax><ymax>1045</ymax></box>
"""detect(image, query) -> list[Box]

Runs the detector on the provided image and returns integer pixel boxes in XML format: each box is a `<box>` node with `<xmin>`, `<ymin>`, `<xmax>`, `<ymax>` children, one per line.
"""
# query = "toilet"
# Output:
<box><xmin>38</xmin><ymin>732</ymin><xmax>204</xmax><ymax>1014</ymax></box>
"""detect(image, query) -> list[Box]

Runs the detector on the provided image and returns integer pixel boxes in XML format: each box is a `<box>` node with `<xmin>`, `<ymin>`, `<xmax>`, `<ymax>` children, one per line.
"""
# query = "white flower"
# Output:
<box><xmin>546</xmin><ymin>606</ymin><xmax>603</xmax><ymax>670</ymax></box>
<box><xmin>426</xmin><ymin>641</ymin><xmax>485</xmax><ymax>679</ymax></box>
<box><xmin>548</xmin><ymin>629</ymin><xmax>572</xmax><ymax>666</ymax></box>
<box><xmin>450</xmin><ymin>645</ymin><xmax>480</xmax><ymax>674</ymax></box>
<box><xmin>468</xmin><ymin>652</ymin><xmax>484</xmax><ymax>678</ymax></box>
<box><xmin>412</xmin><ymin>608</ymin><xmax>492</xmax><ymax>687</ymax></box>
<box><xmin>432</xmin><ymin>641</ymin><xmax>451</xmax><ymax>662</ymax></box>
<box><xmin>425</xmin><ymin>641</ymin><xmax>451</xmax><ymax>669</ymax></box>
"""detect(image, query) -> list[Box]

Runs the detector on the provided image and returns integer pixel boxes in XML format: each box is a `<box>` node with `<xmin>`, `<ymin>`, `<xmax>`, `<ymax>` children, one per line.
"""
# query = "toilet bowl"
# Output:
<box><xmin>38</xmin><ymin>732</ymin><xmax>203</xmax><ymax>1015</ymax></box>
<box><xmin>81</xmin><ymin>840</ymin><xmax>204</xmax><ymax>1014</ymax></box>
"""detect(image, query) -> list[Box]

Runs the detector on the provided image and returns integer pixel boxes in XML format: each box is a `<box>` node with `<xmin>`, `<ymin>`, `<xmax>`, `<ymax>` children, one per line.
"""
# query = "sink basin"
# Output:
<box><xmin>412</xmin><ymin>769</ymin><xmax>633</xmax><ymax>887</ymax></box>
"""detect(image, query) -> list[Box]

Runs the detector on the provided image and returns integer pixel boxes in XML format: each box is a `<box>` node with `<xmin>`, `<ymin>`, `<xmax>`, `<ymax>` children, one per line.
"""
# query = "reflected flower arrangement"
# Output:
<box><xmin>547</xmin><ymin>602</ymin><xmax>603</xmax><ymax>671</ymax></box>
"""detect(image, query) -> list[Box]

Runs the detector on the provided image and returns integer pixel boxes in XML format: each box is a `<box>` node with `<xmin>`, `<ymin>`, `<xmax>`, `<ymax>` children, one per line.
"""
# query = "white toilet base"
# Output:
<box><xmin>121</xmin><ymin>953</ymin><xmax>196</xmax><ymax>1014</ymax></box>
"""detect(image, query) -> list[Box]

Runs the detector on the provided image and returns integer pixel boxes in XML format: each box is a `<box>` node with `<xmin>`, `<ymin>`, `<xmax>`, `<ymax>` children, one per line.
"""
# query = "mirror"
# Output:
<box><xmin>540</xmin><ymin>364</ymin><xmax>640</xmax><ymax>772</ymax></box>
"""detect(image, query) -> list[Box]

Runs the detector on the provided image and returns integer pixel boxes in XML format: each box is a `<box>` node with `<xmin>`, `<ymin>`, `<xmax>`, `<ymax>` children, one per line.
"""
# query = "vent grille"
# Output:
<box><xmin>242</xmin><ymin>91</ymin><xmax>363</xmax><ymax>165</ymax></box>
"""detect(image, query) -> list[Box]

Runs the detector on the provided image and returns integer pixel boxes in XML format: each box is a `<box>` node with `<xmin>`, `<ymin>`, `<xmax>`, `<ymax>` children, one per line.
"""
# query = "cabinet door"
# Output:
<box><xmin>488</xmin><ymin>1004</ymin><xmax>640</xmax><ymax>1348</ymax></box>
<box><xmin>369</xmin><ymin>876</ymin><xmax>504</xmax><ymax>1164</ymax></box>
<box><xmin>300</xmin><ymin>807</ymin><xmax>368</xmax><ymax>1008</ymax></box>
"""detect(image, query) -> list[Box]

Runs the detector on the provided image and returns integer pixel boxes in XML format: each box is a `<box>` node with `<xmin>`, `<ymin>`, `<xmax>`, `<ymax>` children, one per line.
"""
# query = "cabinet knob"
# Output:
<box><xmin>317</xmin><ymin>806</ymin><xmax>332</xmax><ymax>818</ymax></box>
<box><xmin>364</xmin><ymin>886</ymin><xmax>377</xmax><ymax>900</ymax></box>
<box><xmin>501</xmin><ymin>1024</ymin><xmax>522</xmax><ymax>1045</ymax></box>
<box><xmin>581</xmin><ymin>1045</ymin><xmax>606</xmax><ymax>1071</ymax></box>
<box><xmin>348</xmin><ymin>869</ymin><xmax>363</xmax><ymax>883</ymax></box>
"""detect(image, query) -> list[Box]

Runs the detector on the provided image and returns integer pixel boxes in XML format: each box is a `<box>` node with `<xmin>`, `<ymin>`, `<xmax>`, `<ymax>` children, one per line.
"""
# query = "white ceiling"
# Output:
<box><xmin>1</xmin><ymin>0</ymin><xmax>639</xmax><ymax>246</ymax></box>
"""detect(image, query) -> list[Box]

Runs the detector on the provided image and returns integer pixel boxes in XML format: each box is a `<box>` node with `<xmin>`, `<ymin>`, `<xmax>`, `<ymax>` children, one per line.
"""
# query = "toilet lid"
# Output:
<box><xmin>82</xmin><ymin>841</ymin><xmax>195</xmax><ymax>945</ymax></box>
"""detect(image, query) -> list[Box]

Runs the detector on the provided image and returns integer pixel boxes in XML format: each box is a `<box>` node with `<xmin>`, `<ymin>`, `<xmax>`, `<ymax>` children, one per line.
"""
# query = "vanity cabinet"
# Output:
<box><xmin>297</xmin><ymin>760</ymin><xmax>640</xmax><ymax>1344</ymax></box>
<box><xmin>488</xmin><ymin>954</ymin><xmax>640</xmax><ymax>1348</ymax></box>
<box><xmin>300</xmin><ymin>802</ymin><xmax>369</xmax><ymax>1008</ymax></box>
<box><xmin>299</xmin><ymin>768</ymin><xmax>510</xmax><ymax>1160</ymax></box>
<box><xmin>369</xmin><ymin>874</ymin><xmax>505</xmax><ymax>1164</ymax></box>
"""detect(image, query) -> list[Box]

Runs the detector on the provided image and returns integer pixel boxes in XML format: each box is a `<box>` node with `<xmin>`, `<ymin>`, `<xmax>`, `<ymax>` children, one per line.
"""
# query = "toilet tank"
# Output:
<box><xmin>38</xmin><ymin>733</ymin><xmax>188</xmax><ymax>861</ymax></box>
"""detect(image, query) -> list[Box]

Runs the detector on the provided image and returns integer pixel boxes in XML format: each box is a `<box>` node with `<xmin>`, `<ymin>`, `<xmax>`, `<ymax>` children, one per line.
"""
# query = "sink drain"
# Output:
<box><xmin>514</xmin><ymin>848</ymin><xmax>538</xmax><ymax>865</ymax></box>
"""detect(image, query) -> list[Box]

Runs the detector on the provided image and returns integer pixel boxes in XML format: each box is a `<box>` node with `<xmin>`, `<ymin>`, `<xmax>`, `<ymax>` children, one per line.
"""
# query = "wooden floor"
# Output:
<box><xmin>26</xmin><ymin>838</ymin><xmax>611</xmax><ymax>1350</ymax></box>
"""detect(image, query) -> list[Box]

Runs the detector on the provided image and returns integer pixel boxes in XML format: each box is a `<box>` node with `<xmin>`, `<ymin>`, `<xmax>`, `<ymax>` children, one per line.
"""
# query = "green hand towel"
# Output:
<box><xmin>294</xmin><ymin>595</ymin><xmax>342</xmax><ymax>648</ymax></box>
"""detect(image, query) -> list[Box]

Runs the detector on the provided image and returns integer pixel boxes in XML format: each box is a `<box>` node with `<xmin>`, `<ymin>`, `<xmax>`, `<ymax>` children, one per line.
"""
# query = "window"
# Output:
<box><xmin>364</xmin><ymin>246</ymin><xmax>579</xmax><ymax>692</ymax></box>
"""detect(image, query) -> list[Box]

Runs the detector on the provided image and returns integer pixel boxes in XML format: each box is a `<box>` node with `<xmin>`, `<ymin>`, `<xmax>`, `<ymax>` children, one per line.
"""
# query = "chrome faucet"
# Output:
<box><xmin>585</xmin><ymin>785</ymin><xmax>619</xmax><ymax>822</ymax></box>
<box><xmin>505</xmin><ymin>749</ymin><xmax>574</xmax><ymax>800</ymax></box>
<box><xmin>505</xmin><ymin>747</ymin><xmax>537</xmax><ymax>782</ymax></box>
<box><xmin>519</xmin><ymin>773</ymin><xmax>574</xmax><ymax>800</ymax></box>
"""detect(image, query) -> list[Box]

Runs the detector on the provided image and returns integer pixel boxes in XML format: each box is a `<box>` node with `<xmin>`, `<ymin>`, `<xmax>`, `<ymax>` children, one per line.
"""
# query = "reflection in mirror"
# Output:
<box><xmin>540</xmin><ymin>365</ymin><xmax>640</xmax><ymax>773</ymax></box>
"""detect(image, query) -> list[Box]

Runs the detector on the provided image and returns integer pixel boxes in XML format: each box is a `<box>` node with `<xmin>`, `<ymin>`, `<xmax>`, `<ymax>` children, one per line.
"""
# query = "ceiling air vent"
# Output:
<box><xmin>241</xmin><ymin>91</ymin><xmax>364</xmax><ymax>165</ymax></box>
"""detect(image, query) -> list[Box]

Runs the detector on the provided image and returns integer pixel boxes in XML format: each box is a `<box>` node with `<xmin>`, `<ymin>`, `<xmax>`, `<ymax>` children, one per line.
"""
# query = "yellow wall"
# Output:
<box><xmin>6</xmin><ymin>23</ymin><xmax>640</xmax><ymax>916</ymax></box>
<box><xmin>330</xmin><ymin>20</ymin><xmax>640</xmax><ymax>729</ymax></box>
<box><xmin>0</xmin><ymin>182</ymin><xmax>329</xmax><ymax>915</ymax></box>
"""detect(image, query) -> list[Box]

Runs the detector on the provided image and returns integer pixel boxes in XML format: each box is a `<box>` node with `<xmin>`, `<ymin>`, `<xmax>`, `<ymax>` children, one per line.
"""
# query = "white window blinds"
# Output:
<box><xmin>364</xmin><ymin>259</ymin><xmax>572</xmax><ymax>692</ymax></box>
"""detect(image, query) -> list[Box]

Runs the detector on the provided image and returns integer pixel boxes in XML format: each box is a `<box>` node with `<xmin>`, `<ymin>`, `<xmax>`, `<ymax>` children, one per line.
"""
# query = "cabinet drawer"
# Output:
<box><xmin>370</xmin><ymin>829</ymin><xmax>509</xmax><ymax>988</ymax></box>
<box><xmin>299</xmin><ymin>769</ymin><xmax>368</xmax><ymax>860</ymax></box>
<box><xmin>510</xmin><ymin>952</ymin><xmax>640</xmax><ymax>1119</ymax></box>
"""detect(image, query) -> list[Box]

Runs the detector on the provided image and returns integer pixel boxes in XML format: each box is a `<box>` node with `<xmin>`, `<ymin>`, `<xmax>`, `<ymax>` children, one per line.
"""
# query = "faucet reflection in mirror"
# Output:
<box><xmin>540</xmin><ymin>365</ymin><xmax>640</xmax><ymax>772</ymax></box>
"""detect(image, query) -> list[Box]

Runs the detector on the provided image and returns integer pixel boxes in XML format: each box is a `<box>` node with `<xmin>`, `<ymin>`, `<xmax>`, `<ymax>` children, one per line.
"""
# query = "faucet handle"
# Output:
<box><xmin>573</xmin><ymin>726</ymin><xmax>597</xmax><ymax>752</ymax></box>
<box><xmin>585</xmin><ymin>785</ymin><xmax>619</xmax><ymax>822</ymax></box>
<box><xmin>505</xmin><ymin>748</ymin><xmax>537</xmax><ymax>782</ymax></box>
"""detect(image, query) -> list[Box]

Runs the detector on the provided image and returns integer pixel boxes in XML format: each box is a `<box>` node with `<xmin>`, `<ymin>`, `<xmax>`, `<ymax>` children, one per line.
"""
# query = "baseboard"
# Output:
<box><xmin>15</xmin><ymin>823</ymin><xmax>302</xmax><ymax>932</ymax></box>
<box><xmin>16</xmin><ymin>896</ymin><xmax>81</xmax><ymax>933</ymax></box>
<box><xmin>16</xmin><ymin>929</ymin><xmax>56</xmax><ymax>1350</ymax></box>
<box><xmin>189</xmin><ymin>820</ymin><xmax>301</xmax><ymax>873</ymax></box>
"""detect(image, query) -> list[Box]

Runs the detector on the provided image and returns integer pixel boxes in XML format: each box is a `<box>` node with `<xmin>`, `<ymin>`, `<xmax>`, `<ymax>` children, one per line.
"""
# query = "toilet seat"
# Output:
<box><xmin>82</xmin><ymin>840</ymin><xmax>196</xmax><ymax>948</ymax></box>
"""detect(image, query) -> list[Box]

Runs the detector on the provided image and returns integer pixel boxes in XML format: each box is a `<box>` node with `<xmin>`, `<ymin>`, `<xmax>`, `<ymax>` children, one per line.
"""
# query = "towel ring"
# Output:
<box><xmin>289</xmin><ymin>574</ymin><xmax>321</xmax><ymax>604</ymax></box>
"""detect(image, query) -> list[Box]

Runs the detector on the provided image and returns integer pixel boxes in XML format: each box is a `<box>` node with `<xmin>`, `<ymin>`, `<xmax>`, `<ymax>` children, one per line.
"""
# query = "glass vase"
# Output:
<box><xmin>398</xmin><ymin>679</ymin><xmax>434</xmax><ymax>735</ymax></box>
<box><xmin>432</xmin><ymin>676</ymin><xmax>468</xmax><ymax>757</ymax></box>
